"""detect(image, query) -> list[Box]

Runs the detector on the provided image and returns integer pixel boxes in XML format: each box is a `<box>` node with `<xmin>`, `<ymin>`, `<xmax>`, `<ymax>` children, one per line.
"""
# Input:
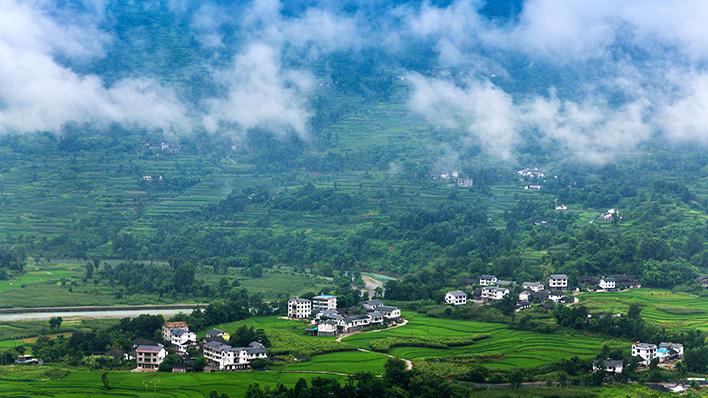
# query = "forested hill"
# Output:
<box><xmin>0</xmin><ymin>0</ymin><xmax>707</xmax><ymax>293</ymax></box>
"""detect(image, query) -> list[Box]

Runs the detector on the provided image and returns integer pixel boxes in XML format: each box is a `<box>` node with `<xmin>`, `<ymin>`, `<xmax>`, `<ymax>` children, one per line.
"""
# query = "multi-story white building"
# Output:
<box><xmin>479</xmin><ymin>275</ymin><xmax>497</xmax><ymax>286</ymax></box>
<box><xmin>599</xmin><ymin>277</ymin><xmax>616</xmax><ymax>290</ymax></box>
<box><xmin>522</xmin><ymin>281</ymin><xmax>545</xmax><ymax>292</ymax></box>
<box><xmin>481</xmin><ymin>287</ymin><xmax>509</xmax><ymax>301</ymax></box>
<box><xmin>632</xmin><ymin>343</ymin><xmax>657</xmax><ymax>365</ymax></box>
<box><xmin>162</xmin><ymin>322</ymin><xmax>197</xmax><ymax>353</ymax></box>
<box><xmin>135</xmin><ymin>343</ymin><xmax>167</xmax><ymax>371</ymax></box>
<box><xmin>288</xmin><ymin>298</ymin><xmax>312</xmax><ymax>318</ymax></box>
<box><xmin>202</xmin><ymin>341</ymin><xmax>268</xmax><ymax>371</ymax></box>
<box><xmin>445</xmin><ymin>290</ymin><xmax>467</xmax><ymax>305</ymax></box>
<box><xmin>549</xmin><ymin>274</ymin><xmax>568</xmax><ymax>289</ymax></box>
<box><xmin>312</xmin><ymin>295</ymin><xmax>337</xmax><ymax>312</ymax></box>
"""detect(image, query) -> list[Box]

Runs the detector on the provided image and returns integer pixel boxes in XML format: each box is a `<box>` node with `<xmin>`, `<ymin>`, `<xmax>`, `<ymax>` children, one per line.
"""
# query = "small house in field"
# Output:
<box><xmin>445</xmin><ymin>290</ymin><xmax>467</xmax><ymax>306</ymax></box>
<box><xmin>658</xmin><ymin>342</ymin><xmax>683</xmax><ymax>361</ymax></box>
<box><xmin>593</xmin><ymin>359</ymin><xmax>623</xmax><ymax>374</ymax></box>
<box><xmin>456</xmin><ymin>178</ymin><xmax>473</xmax><ymax>188</ymax></box>
<box><xmin>524</xmin><ymin>184</ymin><xmax>542</xmax><ymax>190</ymax></box>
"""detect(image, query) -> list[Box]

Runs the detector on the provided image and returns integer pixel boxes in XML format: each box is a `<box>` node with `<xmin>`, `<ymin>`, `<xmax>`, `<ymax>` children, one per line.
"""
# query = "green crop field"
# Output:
<box><xmin>0</xmin><ymin>366</ymin><xmax>345</xmax><ymax>398</ymax></box>
<box><xmin>342</xmin><ymin>312</ymin><xmax>626</xmax><ymax>371</ymax></box>
<box><xmin>577</xmin><ymin>288</ymin><xmax>708</xmax><ymax>332</ymax></box>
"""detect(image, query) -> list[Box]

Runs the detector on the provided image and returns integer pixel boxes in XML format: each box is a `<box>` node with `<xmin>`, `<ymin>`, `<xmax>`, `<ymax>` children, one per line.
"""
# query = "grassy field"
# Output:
<box><xmin>342</xmin><ymin>312</ymin><xmax>626</xmax><ymax>371</ymax></box>
<box><xmin>0</xmin><ymin>366</ymin><xmax>344</xmax><ymax>398</ymax></box>
<box><xmin>0</xmin><ymin>261</ymin><xmax>333</xmax><ymax>308</ymax></box>
<box><xmin>577</xmin><ymin>288</ymin><xmax>708</xmax><ymax>332</ymax></box>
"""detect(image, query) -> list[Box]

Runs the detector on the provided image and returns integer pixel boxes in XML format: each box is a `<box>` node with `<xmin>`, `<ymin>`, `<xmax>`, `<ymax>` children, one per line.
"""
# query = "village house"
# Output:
<box><xmin>524</xmin><ymin>184</ymin><xmax>542</xmax><ymax>190</ymax></box>
<box><xmin>135</xmin><ymin>342</ymin><xmax>167</xmax><ymax>371</ymax></box>
<box><xmin>205</xmin><ymin>329</ymin><xmax>230</xmax><ymax>342</ymax></box>
<box><xmin>610</xmin><ymin>275</ymin><xmax>641</xmax><ymax>289</ymax></box>
<box><xmin>445</xmin><ymin>290</ymin><xmax>467</xmax><ymax>306</ymax></box>
<box><xmin>317</xmin><ymin>320</ymin><xmax>338</xmax><ymax>336</ymax></box>
<box><xmin>14</xmin><ymin>355</ymin><xmax>43</xmax><ymax>365</ymax></box>
<box><xmin>555</xmin><ymin>204</ymin><xmax>568</xmax><ymax>211</ymax></box>
<box><xmin>456</xmin><ymin>178</ymin><xmax>473</xmax><ymax>188</ymax></box>
<box><xmin>312</xmin><ymin>295</ymin><xmax>337</xmax><ymax>312</ymax></box>
<box><xmin>602</xmin><ymin>208</ymin><xmax>620</xmax><ymax>221</ymax></box>
<box><xmin>202</xmin><ymin>340</ymin><xmax>268</xmax><ymax>371</ymax></box>
<box><xmin>368</xmin><ymin>310</ymin><xmax>384</xmax><ymax>325</ymax></box>
<box><xmin>338</xmin><ymin>314</ymin><xmax>371</xmax><ymax>332</ymax></box>
<box><xmin>482</xmin><ymin>287</ymin><xmax>509</xmax><ymax>301</ymax></box>
<box><xmin>288</xmin><ymin>298</ymin><xmax>312</xmax><ymax>318</ymax></box>
<box><xmin>697</xmin><ymin>275</ymin><xmax>708</xmax><ymax>288</ymax></box>
<box><xmin>593</xmin><ymin>359</ymin><xmax>623</xmax><ymax>374</ymax></box>
<box><xmin>378</xmin><ymin>305</ymin><xmax>401</xmax><ymax>321</ymax></box>
<box><xmin>632</xmin><ymin>342</ymin><xmax>657</xmax><ymax>365</ymax></box>
<box><xmin>161</xmin><ymin>322</ymin><xmax>197</xmax><ymax>354</ymax></box>
<box><xmin>548</xmin><ymin>291</ymin><xmax>566</xmax><ymax>303</ymax></box>
<box><xmin>518</xmin><ymin>290</ymin><xmax>531</xmax><ymax>302</ymax></box>
<box><xmin>362</xmin><ymin>299</ymin><xmax>384</xmax><ymax>311</ymax></box>
<box><xmin>522</xmin><ymin>281</ymin><xmax>545</xmax><ymax>292</ymax></box>
<box><xmin>657</xmin><ymin>342</ymin><xmax>684</xmax><ymax>362</ymax></box>
<box><xmin>599</xmin><ymin>277</ymin><xmax>616</xmax><ymax>290</ymax></box>
<box><xmin>517</xmin><ymin>168</ymin><xmax>545</xmax><ymax>179</ymax></box>
<box><xmin>479</xmin><ymin>275</ymin><xmax>497</xmax><ymax>286</ymax></box>
<box><xmin>314</xmin><ymin>309</ymin><xmax>341</xmax><ymax>321</ymax></box>
<box><xmin>516</xmin><ymin>301</ymin><xmax>531</xmax><ymax>311</ymax></box>
<box><xmin>549</xmin><ymin>274</ymin><xmax>568</xmax><ymax>289</ymax></box>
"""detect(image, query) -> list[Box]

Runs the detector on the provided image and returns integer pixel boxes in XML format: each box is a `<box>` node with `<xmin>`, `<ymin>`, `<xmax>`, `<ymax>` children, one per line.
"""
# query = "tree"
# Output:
<box><xmin>101</xmin><ymin>372</ymin><xmax>110</xmax><ymax>390</ymax></box>
<box><xmin>684</xmin><ymin>347</ymin><xmax>708</xmax><ymax>373</ymax></box>
<box><xmin>158</xmin><ymin>354</ymin><xmax>182</xmax><ymax>372</ymax></box>
<box><xmin>508</xmin><ymin>368</ymin><xmax>524</xmax><ymax>390</ymax></box>
<box><xmin>383</xmin><ymin>358</ymin><xmax>409</xmax><ymax>389</ymax></box>
<box><xmin>48</xmin><ymin>316</ymin><xmax>63</xmax><ymax>330</ymax></box>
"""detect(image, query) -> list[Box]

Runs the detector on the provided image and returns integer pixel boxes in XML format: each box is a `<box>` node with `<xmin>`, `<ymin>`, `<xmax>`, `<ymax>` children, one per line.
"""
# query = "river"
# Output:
<box><xmin>0</xmin><ymin>305</ymin><xmax>204</xmax><ymax>322</ymax></box>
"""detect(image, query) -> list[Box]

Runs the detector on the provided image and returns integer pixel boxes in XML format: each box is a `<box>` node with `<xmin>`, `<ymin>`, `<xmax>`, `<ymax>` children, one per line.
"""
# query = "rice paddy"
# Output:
<box><xmin>577</xmin><ymin>288</ymin><xmax>708</xmax><ymax>332</ymax></box>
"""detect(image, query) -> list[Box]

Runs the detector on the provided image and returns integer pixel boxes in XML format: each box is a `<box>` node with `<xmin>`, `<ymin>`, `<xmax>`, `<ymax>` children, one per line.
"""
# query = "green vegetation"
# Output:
<box><xmin>343</xmin><ymin>313</ymin><xmax>625</xmax><ymax>371</ymax></box>
<box><xmin>0</xmin><ymin>366</ymin><xmax>345</xmax><ymax>397</ymax></box>
<box><xmin>578</xmin><ymin>289</ymin><xmax>708</xmax><ymax>331</ymax></box>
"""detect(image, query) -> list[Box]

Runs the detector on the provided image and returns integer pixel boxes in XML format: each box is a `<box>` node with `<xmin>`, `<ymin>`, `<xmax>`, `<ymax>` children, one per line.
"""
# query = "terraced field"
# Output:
<box><xmin>343</xmin><ymin>312</ymin><xmax>625</xmax><ymax>370</ymax></box>
<box><xmin>577</xmin><ymin>288</ymin><xmax>708</xmax><ymax>332</ymax></box>
<box><xmin>0</xmin><ymin>367</ymin><xmax>344</xmax><ymax>398</ymax></box>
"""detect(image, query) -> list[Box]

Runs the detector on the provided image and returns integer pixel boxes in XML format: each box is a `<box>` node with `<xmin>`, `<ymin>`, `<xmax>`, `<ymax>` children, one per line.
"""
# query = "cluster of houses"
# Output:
<box><xmin>591</xmin><ymin>342</ymin><xmax>684</xmax><ymax>375</ymax></box>
<box><xmin>446</xmin><ymin>274</ymin><xmax>573</xmax><ymax>310</ymax></box>
<box><xmin>517</xmin><ymin>168</ymin><xmax>545</xmax><ymax>179</ymax></box>
<box><xmin>143</xmin><ymin>141</ymin><xmax>179</xmax><ymax>153</ymax></box>
<box><xmin>600</xmin><ymin>208</ymin><xmax>621</xmax><ymax>222</ymax></box>
<box><xmin>287</xmin><ymin>295</ymin><xmax>402</xmax><ymax>336</ymax></box>
<box><xmin>141</xmin><ymin>175</ymin><xmax>164</xmax><ymax>183</ymax></box>
<box><xmin>429</xmin><ymin>170</ymin><xmax>474</xmax><ymax>188</ymax></box>
<box><xmin>581</xmin><ymin>275</ymin><xmax>641</xmax><ymax>291</ymax></box>
<box><xmin>133</xmin><ymin>321</ymin><xmax>268</xmax><ymax>372</ymax></box>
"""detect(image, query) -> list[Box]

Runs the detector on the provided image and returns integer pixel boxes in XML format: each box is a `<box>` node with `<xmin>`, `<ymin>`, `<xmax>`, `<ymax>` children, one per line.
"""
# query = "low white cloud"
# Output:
<box><xmin>203</xmin><ymin>42</ymin><xmax>314</xmax><ymax>139</ymax></box>
<box><xmin>407</xmin><ymin>73</ymin><xmax>519</xmax><ymax>160</ymax></box>
<box><xmin>0</xmin><ymin>0</ymin><xmax>190</xmax><ymax>134</ymax></box>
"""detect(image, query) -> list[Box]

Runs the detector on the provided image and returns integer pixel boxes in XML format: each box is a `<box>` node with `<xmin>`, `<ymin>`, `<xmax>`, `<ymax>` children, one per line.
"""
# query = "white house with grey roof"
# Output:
<box><xmin>549</xmin><ymin>274</ymin><xmax>568</xmax><ymax>289</ymax></box>
<box><xmin>161</xmin><ymin>322</ymin><xmax>196</xmax><ymax>353</ymax></box>
<box><xmin>202</xmin><ymin>340</ymin><xmax>268</xmax><ymax>371</ymax></box>
<box><xmin>593</xmin><ymin>359</ymin><xmax>623</xmax><ymax>374</ymax></box>
<box><xmin>362</xmin><ymin>299</ymin><xmax>384</xmax><ymax>311</ymax></box>
<box><xmin>288</xmin><ymin>298</ymin><xmax>312</xmax><ymax>318</ymax></box>
<box><xmin>479</xmin><ymin>275</ymin><xmax>497</xmax><ymax>286</ymax></box>
<box><xmin>445</xmin><ymin>290</ymin><xmax>467</xmax><ymax>305</ymax></box>
<box><xmin>632</xmin><ymin>342</ymin><xmax>657</xmax><ymax>365</ymax></box>
<box><xmin>522</xmin><ymin>281</ymin><xmax>545</xmax><ymax>292</ymax></box>
<box><xmin>377</xmin><ymin>305</ymin><xmax>401</xmax><ymax>320</ymax></box>
<box><xmin>135</xmin><ymin>343</ymin><xmax>166</xmax><ymax>371</ymax></box>
<box><xmin>481</xmin><ymin>287</ymin><xmax>510</xmax><ymax>301</ymax></box>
